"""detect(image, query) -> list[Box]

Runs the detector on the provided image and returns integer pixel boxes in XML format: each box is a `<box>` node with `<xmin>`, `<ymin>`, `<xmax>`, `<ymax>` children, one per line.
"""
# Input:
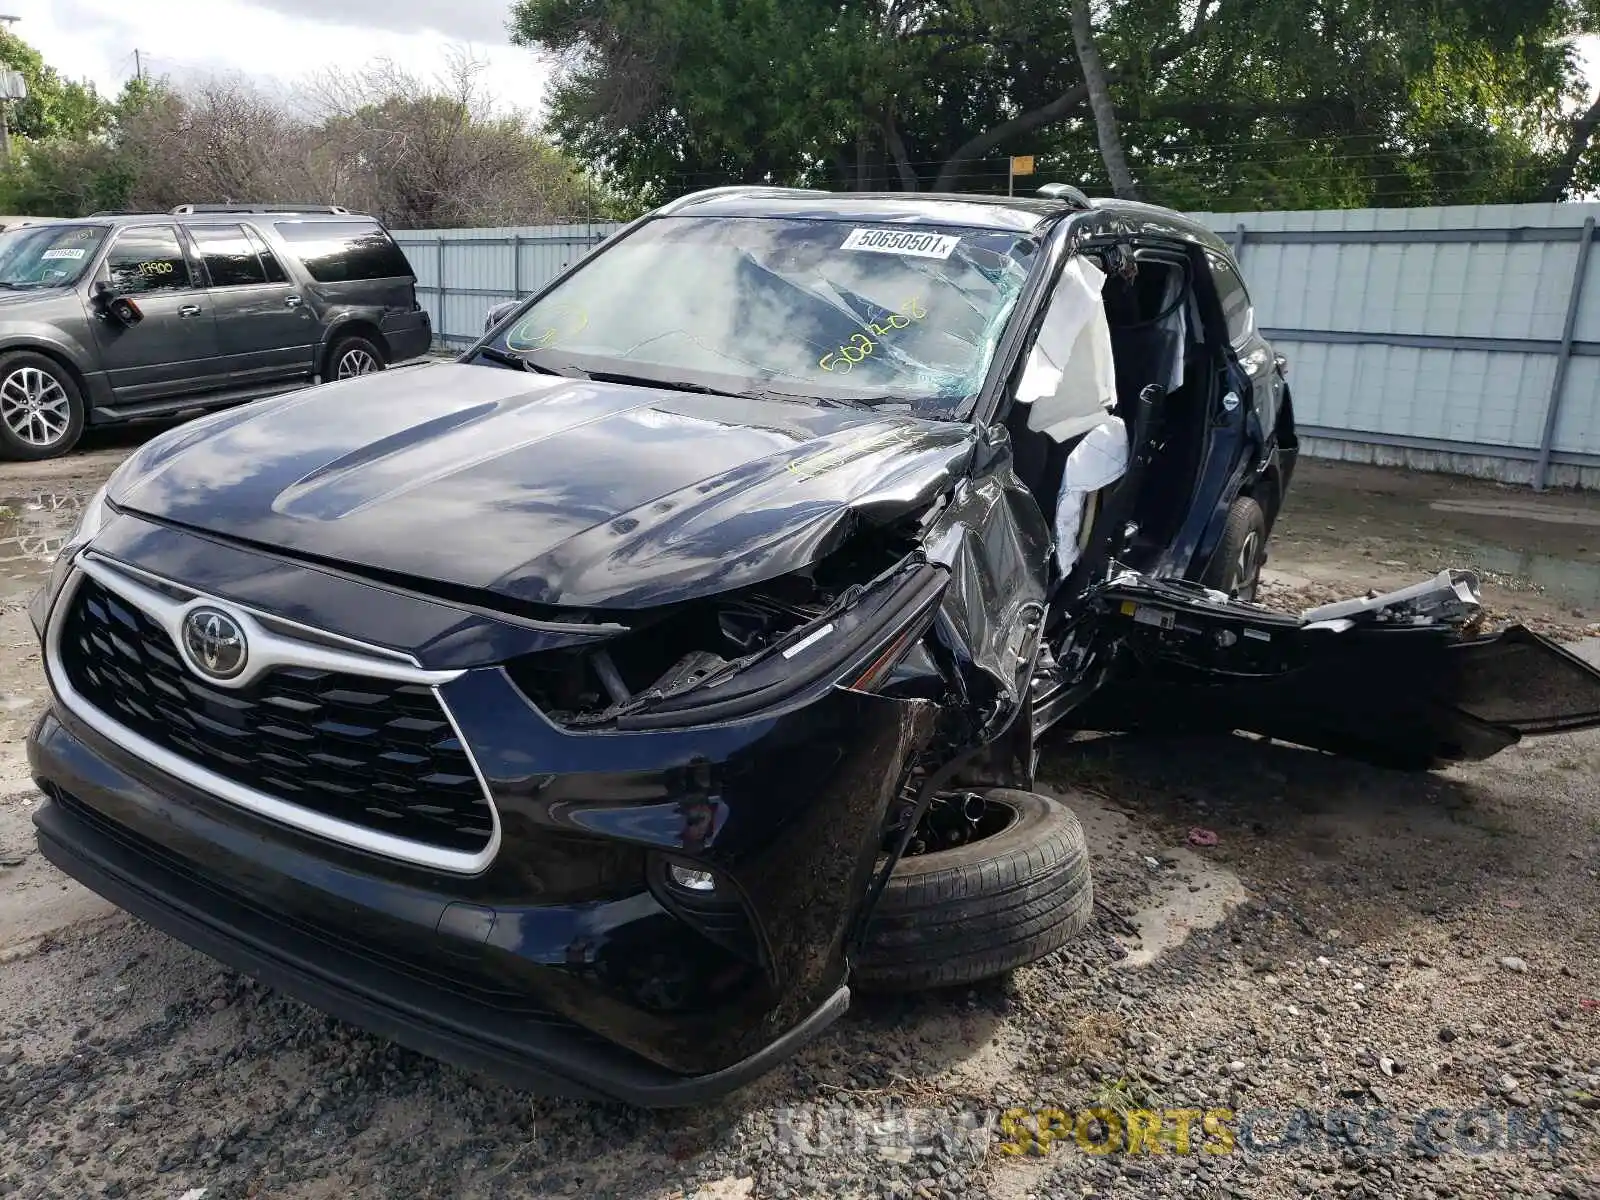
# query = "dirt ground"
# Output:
<box><xmin>1</xmin><ymin>443</ymin><xmax>1599</xmax><ymax>1200</ymax></box>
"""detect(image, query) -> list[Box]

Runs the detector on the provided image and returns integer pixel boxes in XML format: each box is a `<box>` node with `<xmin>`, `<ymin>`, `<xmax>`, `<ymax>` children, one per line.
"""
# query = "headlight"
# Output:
<box><xmin>60</xmin><ymin>483</ymin><xmax>112</xmax><ymax>560</ymax></box>
<box><xmin>29</xmin><ymin>483</ymin><xmax>114</xmax><ymax>639</ymax></box>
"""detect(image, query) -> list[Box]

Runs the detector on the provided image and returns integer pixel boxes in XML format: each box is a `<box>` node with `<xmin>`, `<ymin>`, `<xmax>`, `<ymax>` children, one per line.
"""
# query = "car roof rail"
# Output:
<box><xmin>170</xmin><ymin>203</ymin><xmax>354</xmax><ymax>216</ymax></box>
<box><xmin>1035</xmin><ymin>183</ymin><xmax>1094</xmax><ymax>211</ymax></box>
<box><xmin>87</xmin><ymin>210</ymin><xmax>147</xmax><ymax>217</ymax></box>
<box><xmin>657</xmin><ymin>185</ymin><xmax>825</xmax><ymax>215</ymax></box>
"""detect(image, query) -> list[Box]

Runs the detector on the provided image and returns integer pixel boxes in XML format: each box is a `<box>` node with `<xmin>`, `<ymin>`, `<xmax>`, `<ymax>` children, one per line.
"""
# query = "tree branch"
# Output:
<box><xmin>882</xmin><ymin>110</ymin><xmax>919</xmax><ymax>190</ymax></box>
<box><xmin>1541</xmin><ymin>89</ymin><xmax>1600</xmax><ymax>202</ymax></box>
<box><xmin>932</xmin><ymin>0</ymin><xmax>1231</xmax><ymax>190</ymax></box>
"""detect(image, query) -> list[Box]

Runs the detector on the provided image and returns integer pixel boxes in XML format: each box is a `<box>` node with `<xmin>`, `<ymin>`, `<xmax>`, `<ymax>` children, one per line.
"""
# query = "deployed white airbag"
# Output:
<box><xmin>1053</xmin><ymin>414</ymin><xmax>1128</xmax><ymax>574</ymax></box>
<box><xmin>1015</xmin><ymin>258</ymin><xmax>1117</xmax><ymax>445</ymax></box>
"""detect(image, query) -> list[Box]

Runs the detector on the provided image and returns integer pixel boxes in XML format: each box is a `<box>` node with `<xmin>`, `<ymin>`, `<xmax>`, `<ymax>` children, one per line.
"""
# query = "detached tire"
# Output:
<box><xmin>1203</xmin><ymin>494</ymin><xmax>1268</xmax><ymax>601</ymax></box>
<box><xmin>854</xmin><ymin>789</ymin><xmax>1093</xmax><ymax>992</ymax></box>
<box><xmin>326</xmin><ymin>333</ymin><xmax>387</xmax><ymax>381</ymax></box>
<box><xmin>0</xmin><ymin>351</ymin><xmax>85</xmax><ymax>461</ymax></box>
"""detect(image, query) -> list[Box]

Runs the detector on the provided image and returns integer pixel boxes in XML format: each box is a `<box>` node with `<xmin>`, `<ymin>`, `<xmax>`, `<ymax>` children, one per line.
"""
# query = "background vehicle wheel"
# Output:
<box><xmin>1204</xmin><ymin>495</ymin><xmax>1268</xmax><ymax>601</ymax></box>
<box><xmin>327</xmin><ymin>334</ymin><xmax>387</xmax><ymax>381</ymax></box>
<box><xmin>0</xmin><ymin>352</ymin><xmax>85</xmax><ymax>461</ymax></box>
<box><xmin>854</xmin><ymin>788</ymin><xmax>1093</xmax><ymax>992</ymax></box>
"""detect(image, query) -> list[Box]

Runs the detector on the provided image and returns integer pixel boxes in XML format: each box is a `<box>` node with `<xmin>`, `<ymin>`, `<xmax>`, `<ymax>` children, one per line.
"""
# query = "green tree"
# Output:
<box><xmin>0</xmin><ymin>29</ymin><xmax>109</xmax><ymax>143</ymax></box>
<box><xmin>511</xmin><ymin>0</ymin><xmax>1600</xmax><ymax>208</ymax></box>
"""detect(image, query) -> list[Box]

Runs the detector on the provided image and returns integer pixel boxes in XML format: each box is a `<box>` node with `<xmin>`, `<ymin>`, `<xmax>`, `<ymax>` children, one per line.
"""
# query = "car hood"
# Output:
<box><xmin>0</xmin><ymin>285</ymin><xmax>72</xmax><ymax>308</ymax></box>
<box><xmin>110</xmin><ymin>363</ymin><xmax>977</xmax><ymax>609</ymax></box>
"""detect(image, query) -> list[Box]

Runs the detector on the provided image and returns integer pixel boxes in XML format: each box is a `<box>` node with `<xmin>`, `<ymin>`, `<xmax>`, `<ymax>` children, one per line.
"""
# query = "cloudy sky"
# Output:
<box><xmin>11</xmin><ymin>0</ymin><xmax>1600</xmax><ymax>125</ymax></box>
<box><xmin>9</xmin><ymin>0</ymin><xmax>552</xmax><ymax>113</ymax></box>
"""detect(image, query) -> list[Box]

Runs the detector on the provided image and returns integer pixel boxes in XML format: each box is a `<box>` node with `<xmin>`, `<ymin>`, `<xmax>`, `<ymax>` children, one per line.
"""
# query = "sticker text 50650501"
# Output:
<box><xmin>819</xmin><ymin>297</ymin><xmax>927</xmax><ymax>373</ymax></box>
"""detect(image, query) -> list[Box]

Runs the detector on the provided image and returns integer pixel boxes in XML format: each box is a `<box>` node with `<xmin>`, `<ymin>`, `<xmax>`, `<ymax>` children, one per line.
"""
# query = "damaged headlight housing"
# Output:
<box><xmin>612</xmin><ymin>563</ymin><xmax>949</xmax><ymax>730</ymax></box>
<box><xmin>505</xmin><ymin>558</ymin><xmax>950</xmax><ymax>731</ymax></box>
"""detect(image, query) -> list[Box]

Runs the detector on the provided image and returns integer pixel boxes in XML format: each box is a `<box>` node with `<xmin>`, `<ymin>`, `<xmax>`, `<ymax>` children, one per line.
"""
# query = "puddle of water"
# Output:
<box><xmin>1452</xmin><ymin>542</ymin><xmax>1600</xmax><ymax>609</ymax></box>
<box><xmin>0</xmin><ymin>490</ymin><xmax>88</xmax><ymax>604</ymax></box>
<box><xmin>0</xmin><ymin>491</ymin><xmax>84</xmax><ymax>571</ymax></box>
<box><xmin>1429</xmin><ymin>499</ymin><xmax>1600</xmax><ymax>529</ymax></box>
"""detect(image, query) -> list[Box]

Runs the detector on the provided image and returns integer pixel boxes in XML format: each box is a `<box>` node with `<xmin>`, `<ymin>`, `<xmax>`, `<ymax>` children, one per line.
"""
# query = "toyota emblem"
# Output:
<box><xmin>181</xmin><ymin>607</ymin><xmax>248</xmax><ymax>680</ymax></box>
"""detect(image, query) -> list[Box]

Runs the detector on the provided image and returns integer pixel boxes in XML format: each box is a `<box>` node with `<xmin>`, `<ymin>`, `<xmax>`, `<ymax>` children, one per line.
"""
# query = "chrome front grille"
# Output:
<box><xmin>46</xmin><ymin>556</ymin><xmax>500</xmax><ymax>874</ymax></box>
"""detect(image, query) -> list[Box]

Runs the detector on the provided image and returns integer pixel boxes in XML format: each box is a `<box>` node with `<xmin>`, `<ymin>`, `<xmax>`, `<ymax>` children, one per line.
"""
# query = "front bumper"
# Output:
<box><xmin>31</xmin><ymin>723</ymin><xmax>847</xmax><ymax>1104</ymax></box>
<box><xmin>29</xmin><ymin>521</ymin><xmax>941</xmax><ymax>1103</ymax></box>
<box><xmin>29</xmin><ymin>684</ymin><xmax>922</xmax><ymax>1103</ymax></box>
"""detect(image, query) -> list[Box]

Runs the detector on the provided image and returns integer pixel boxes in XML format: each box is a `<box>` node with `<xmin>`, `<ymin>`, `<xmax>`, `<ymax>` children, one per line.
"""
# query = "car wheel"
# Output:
<box><xmin>853</xmin><ymin>788</ymin><xmax>1093</xmax><ymax>992</ymax></box>
<box><xmin>327</xmin><ymin>334</ymin><xmax>387</xmax><ymax>381</ymax></box>
<box><xmin>1204</xmin><ymin>495</ymin><xmax>1268</xmax><ymax>602</ymax></box>
<box><xmin>0</xmin><ymin>352</ymin><xmax>85</xmax><ymax>461</ymax></box>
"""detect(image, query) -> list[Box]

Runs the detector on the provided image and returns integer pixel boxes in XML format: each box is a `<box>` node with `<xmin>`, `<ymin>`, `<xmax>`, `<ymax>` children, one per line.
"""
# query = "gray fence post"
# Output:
<box><xmin>1233</xmin><ymin>222</ymin><xmax>1247</xmax><ymax>262</ymax></box>
<box><xmin>1534</xmin><ymin>215</ymin><xmax>1595</xmax><ymax>491</ymax></box>
<box><xmin>435</xmin><ymin>236</ymin><xmax>448</xmax><ymax>349</ymax></box>
<box><xmin>512</xmin><ymin>234</ymin><xmax>523</xmax><ymax>300</ymax></box>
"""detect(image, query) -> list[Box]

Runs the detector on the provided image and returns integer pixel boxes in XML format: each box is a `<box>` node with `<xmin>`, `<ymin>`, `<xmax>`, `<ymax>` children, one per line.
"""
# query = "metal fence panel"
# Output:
<box><xmin>391</xmin><ymin>223</ymin><xmax>620</xmax><ymax>347</ymax></box>
<box><xmin>395</xmin><ymin>204</ymin><xmax>1600</xmax><ymax>488</ymax></box>
<box><xmin>1191</xmin><ymin>202</ymin><xmax>1600</xmax><ymax>486</ymax></box>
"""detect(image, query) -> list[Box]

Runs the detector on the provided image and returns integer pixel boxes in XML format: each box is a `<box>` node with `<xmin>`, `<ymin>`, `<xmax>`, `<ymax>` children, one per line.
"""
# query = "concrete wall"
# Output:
<box><xmin>395</xmin><ymin>202</ymin><xmax>1600</xmax><ymax>490</ymax></box>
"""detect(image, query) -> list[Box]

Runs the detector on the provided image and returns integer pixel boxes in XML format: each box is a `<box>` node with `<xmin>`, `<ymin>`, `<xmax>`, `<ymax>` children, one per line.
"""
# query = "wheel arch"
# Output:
<box><xmin>0</xmin><ymin>342</ymin><xmax>96</xmax><ymax>410</ymax></box>
<box><xmin>321</xmin><ymin>319</ymin><xmax>389</xmax><ymax>377</ymax></box>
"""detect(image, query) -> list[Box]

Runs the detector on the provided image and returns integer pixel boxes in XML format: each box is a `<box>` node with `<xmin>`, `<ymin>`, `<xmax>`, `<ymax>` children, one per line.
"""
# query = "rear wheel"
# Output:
<box><xmin>0</xmin><ymin>352</ymin><xmax>85</xmax><ymax>461</ymax></box>
<box><xmin>327</xmin><ymin>334</ymin><xmax>387</xmax><ymax>381</ymax></box>
<box><xmin>1204</xmin><ymin>495</ymin><xmax>1268</xmax><ymax>601</ymax></box>
<box><xmin>854</xmin><ymin>788</ymin><xmax>1093</xmax><ymax>992</ymax></box>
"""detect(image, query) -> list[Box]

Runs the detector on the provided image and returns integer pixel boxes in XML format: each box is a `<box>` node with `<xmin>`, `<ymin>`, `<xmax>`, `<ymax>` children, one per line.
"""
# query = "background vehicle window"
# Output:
<box><xmin>0</xmin><ymin>224</ymin><xmax>107</xmax><ymax>288</ymax></box>
<box><xmin>242</xmin><ymin>226</ymin><xmax>289</xmax><ymax>283</ymax></box>
<box><xmin>106</xmin><ymin>227</ymin><xmax>191</xmax><ymax>294</ymax></box>
<box><xmin>273</xmin><ymin>220</ymin><xmax>413</xmax><ymax>283</ymax></box>
<box><xmin>190</xmin><ymin>224</ymin><xmax>266</xmax><ymax>287</ymax></box>
<box><xmin>1207</xmin><ymin>252</ymin><xmax>1254</xmax><ymax>344</ymax></box>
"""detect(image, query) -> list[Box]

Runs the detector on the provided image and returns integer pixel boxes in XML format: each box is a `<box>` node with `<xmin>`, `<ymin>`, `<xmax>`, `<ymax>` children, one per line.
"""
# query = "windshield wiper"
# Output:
<box><xmin>478</xmin><ymin>345</ymin><xmax>589</xmax><ymax>378</ymax></box>
<box><xmin>585</xmin><ymin>369</ymin><xmax>748</xmax><ymax>397</ymax></box>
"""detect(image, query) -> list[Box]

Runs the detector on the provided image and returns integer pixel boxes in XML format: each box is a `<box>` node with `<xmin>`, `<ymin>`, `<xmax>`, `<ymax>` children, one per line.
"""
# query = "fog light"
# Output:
<box><xmin>668</xmin><ymin>865</ymin><xmax>716</xmax><ymax>892</ymax></box>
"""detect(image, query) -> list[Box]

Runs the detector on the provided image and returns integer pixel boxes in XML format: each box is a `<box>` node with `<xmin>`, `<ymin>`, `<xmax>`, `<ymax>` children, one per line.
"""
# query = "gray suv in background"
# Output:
<box><xmin>0</xmin><ymin>204</ymin><xmax>432</xmax><ymax>460</ymax></box>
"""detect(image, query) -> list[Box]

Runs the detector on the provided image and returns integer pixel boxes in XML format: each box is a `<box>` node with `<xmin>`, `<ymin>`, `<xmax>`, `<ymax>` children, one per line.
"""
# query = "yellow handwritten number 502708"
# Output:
<box><xmin>820</xmin><ymin>297</ymin><xmax>926</xmax><ymax>373</ymax></box>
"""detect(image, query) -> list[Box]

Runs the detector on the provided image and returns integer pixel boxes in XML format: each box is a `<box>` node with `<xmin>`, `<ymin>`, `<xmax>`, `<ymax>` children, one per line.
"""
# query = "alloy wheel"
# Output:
<box><xmin>0</xmin><ymin>366</ymin><xmax>71</xmax><ymax>448</ymax></box>
<box><xmin>336</xmin><ymin>348</ymin><xmax>379</xmax><ymax>379</ymax></box>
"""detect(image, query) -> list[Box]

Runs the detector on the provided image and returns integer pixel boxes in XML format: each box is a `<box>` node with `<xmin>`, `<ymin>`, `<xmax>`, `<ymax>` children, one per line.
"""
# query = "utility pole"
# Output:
<box><xmin>0</xmin><ymin>16</ymin><xmax>20</xmax><ymax>165</ymax></box>
<box><xmin>134</xmin><ymin>49</ymin><xmax>142</xmax><ymax>82</ymax></box>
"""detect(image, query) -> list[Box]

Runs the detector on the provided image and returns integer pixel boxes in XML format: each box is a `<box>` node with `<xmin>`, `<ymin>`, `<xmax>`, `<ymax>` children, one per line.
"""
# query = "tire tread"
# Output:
<box><xmin>854</xmin><ymin>789</ymin><xmax>1094</xmax><ymax>992</ymax></box>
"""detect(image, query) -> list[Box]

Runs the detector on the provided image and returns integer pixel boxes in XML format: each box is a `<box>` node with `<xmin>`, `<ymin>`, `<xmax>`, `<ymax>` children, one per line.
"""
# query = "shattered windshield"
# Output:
<box><xmin>0</xmin><ymin>224</ymin><xmax>107</xmax><ymax>288</ymax></box>
<box><xmin>482</xmin><ymin>215</ymin><xmax>1039</xmax><ymax>418</ymax></box>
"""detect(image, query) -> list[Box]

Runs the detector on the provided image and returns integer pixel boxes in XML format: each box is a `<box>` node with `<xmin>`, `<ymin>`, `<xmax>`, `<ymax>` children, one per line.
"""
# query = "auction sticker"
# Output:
<box><xmin>841</xmin><ymin>228</ymin><xmax>960</xmax><ymax>259</ymax></box>
<box><xmin>41</xmin><ymin>248</ymin><xmax>86</xmax><ymax>260</ymax></box>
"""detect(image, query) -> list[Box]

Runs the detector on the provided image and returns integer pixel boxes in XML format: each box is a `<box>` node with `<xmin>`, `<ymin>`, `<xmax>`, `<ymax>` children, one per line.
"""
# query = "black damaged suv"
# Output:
<box><xmin>0</xmin><ymin>204</ymin><xmax>431</xmax><ymax>460</ymax></box>
<box><xmin>27</xmin><ymin>185</ymin><xmax>1600</xmax><ymax>1106</ymax></box>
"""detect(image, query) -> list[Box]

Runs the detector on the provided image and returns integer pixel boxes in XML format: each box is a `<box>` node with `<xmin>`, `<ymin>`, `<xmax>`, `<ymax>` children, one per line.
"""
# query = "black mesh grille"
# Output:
<box><xmin>58</xmin><ymin>574</ymin><xmax>493</xmax><ymax>854</ymax></box>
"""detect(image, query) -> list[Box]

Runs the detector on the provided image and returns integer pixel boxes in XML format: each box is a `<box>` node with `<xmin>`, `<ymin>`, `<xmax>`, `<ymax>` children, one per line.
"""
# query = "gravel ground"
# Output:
<box><xmin>1</xmin><ymin>451</ymin><xmax>1598</xmax><ymax>1199</ymax></box>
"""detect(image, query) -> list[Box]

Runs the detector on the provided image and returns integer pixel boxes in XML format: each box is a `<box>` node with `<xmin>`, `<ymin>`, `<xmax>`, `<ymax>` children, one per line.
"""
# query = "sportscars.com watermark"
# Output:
<box><xmin>765</xmin><ymin>1104</ymin><xmax>1571</xmax><ymax>1159</ymax></box>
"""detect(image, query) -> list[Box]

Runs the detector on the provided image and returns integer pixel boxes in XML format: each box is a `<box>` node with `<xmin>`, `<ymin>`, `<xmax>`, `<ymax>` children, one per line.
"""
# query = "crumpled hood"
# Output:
<box><xmin>111</xmin><ymin>363</ymin><xmax>976</xmax><ymax>608</ymax></box>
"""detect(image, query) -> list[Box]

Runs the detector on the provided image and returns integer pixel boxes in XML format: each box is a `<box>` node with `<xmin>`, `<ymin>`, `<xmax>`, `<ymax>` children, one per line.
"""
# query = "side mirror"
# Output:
<box><xmin>94</xmin><ymin>280</ymin><xmax>143</xmax><ymax>326</ymax></box>
<box><xmin>483</xmin><ymin>299</ymin><xmax>519</xmax><ymax>332</ymax></box>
